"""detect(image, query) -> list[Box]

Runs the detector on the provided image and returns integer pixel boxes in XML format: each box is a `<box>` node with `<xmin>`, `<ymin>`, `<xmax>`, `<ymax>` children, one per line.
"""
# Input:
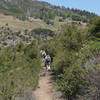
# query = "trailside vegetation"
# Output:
<box><xmin>0</xmin><ymin>41</ymin><xmax>41</xmax><ymax>100</ymax></box>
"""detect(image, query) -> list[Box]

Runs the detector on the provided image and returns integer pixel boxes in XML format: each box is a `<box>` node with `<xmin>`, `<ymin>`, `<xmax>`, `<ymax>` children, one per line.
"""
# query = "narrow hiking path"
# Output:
<box><xmin>34</xmin><ymin>67</ymin><xmax>64</xmax><ymax>100</ymax></box>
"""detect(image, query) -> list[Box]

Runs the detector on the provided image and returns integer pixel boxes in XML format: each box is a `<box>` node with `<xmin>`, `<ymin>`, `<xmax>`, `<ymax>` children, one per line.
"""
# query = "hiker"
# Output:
<box><xmin>40</xmin><ymin>50</ymin><xmax>46</xmax><ymax>64</ymax></box>
<box><xmin>40</xmin><ymin>50</ymin><xmax>43</xmax><ymax>57</ymax></box>
<box><xmin>45</xmin><ymin>54</ymin><xmax>51</xmax><ymax>71</ymax></box>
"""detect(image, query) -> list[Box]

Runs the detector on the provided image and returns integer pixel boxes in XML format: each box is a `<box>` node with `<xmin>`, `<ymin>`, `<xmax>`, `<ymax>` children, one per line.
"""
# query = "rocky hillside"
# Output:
<box><xmin>0</xmin><ymin>24</ymin><xmax>54</xmax><ymax>48</ymax></box>
<box><xmin>0</xmin><ymin>0</ymin><xmax>97</xmax><ymax>23</ymax></box>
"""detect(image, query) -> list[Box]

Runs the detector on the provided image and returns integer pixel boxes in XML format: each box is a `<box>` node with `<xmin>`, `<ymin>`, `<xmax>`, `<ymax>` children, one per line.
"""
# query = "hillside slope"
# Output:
<box><xmin>0</xmin><ymin>0</ymin><xmax>97</xmax><ymax>23</ymax></box>
<box><xmin>0</xmin><ymin>13</ymin><xmax>55</xmax><ymax>31</ymax></box>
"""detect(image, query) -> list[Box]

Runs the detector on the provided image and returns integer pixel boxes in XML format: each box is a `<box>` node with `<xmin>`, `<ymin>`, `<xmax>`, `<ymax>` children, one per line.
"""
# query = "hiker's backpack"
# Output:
<box><xmin>46</xmin><ymin>55</ymin><xmax>51</xmax><ymax>62</ymax></box>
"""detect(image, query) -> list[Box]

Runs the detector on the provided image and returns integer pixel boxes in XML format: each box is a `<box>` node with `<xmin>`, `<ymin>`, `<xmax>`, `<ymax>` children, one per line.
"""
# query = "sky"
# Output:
<box><xmin>39</xmin><ymin>0</ymin><xmax>100</xmax><ymax>15</ymax></box>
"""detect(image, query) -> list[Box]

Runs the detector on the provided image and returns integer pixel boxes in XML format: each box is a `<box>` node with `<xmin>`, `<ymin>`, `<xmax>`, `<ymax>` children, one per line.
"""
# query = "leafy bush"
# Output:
<box><xmin>31</xmin><ymin>28</ymin><xmax>54</xmax><ymax>37</ymax></box>
<box><xmin>89</xmin><ymin>17</ymin><xmax>100</xmax><ymax>40</ymax></box>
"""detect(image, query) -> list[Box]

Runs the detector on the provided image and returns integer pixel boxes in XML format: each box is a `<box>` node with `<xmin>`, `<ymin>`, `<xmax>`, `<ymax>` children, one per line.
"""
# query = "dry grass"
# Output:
<box><xmin>0</xmin><ymin>14</ymin><xmax>55</xmax><ymax>31</ymax></box>
<box><xmin>0</xmin><ymin>13</ymin><xmax>87</xmax><ymax>32</ymax></box>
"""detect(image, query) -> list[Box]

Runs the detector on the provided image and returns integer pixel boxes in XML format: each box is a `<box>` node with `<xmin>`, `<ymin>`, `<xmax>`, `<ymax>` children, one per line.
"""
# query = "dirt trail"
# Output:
<box><xmin>34</xmin><ymin>68</ymin><xmax>63</xmax><ymax>100</ymax></box>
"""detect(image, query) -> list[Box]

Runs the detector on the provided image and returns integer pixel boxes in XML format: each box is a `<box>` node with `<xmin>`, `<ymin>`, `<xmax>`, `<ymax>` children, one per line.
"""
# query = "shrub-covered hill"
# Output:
<box><xmin>0</xmin><ymin>0</ymin><xmax>97</xmax><ymax>23</ymax></box>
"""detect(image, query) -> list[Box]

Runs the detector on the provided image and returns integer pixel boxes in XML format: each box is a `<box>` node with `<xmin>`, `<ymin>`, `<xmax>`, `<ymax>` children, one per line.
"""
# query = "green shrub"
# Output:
<box><xmin>89</xmin><ymin>17</ymin><xmax>100</xmax><ymax>40</ymax></box>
